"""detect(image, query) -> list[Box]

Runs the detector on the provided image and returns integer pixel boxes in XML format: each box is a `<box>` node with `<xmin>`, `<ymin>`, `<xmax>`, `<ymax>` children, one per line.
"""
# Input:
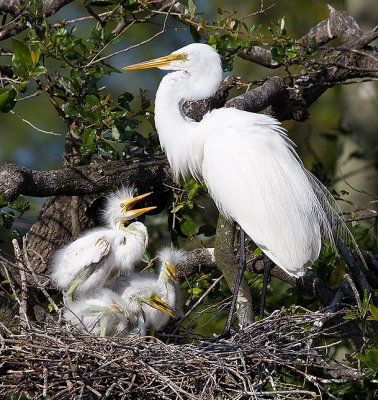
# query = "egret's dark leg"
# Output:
<box><xmin>259</xmin><ymin>258</ymin><xmax>272</xmax><ymax>320</ymax></box>
<box><xmin>219</xmin><ymin>227</ymin><xmax>246</xmax><ymax>339</ymax></box>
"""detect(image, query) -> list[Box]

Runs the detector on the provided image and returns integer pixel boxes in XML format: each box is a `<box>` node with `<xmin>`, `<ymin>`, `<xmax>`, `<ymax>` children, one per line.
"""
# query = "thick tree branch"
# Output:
<box><xmin>179</xmin><ymin>248</ymin><xmax>336</xmax><ymax>307</ymax></box>
<box><xmin>300</xmin><ymin>6</ymin><xmax>363</xmax><ymax>48</ymax></box>
<box><xmin>0</xmin><ymin>157</ymin><xmax>173</xmax><ymax>202</ymax></box>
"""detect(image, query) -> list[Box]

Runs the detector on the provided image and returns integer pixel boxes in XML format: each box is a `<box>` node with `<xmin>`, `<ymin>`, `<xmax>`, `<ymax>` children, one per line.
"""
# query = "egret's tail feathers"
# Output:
<box><xmin>305</xmin><ymin>170</ymin><xmax>366</xmax><ymax>269</ymax></box>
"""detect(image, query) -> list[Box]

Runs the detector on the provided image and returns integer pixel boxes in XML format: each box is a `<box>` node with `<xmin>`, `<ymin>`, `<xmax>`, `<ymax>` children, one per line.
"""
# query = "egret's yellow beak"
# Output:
<box><xmin>147</xmin><ymin>294</ymin><xmax>175</xmax><ymax>318</ymax></box>
<box><xmin>165</xmin><ymin>262</ymin><xmax>177</xmax><ymax>282</ymax></box>
<box><xmin>123</xmin><ymin>53</ymin><xmax>187</xmax><ymax>70</ymax></box>
<box><xmin>120</xmin><ymin>192</ymin><xmax>157</xmax><ymax>219</ymax></box>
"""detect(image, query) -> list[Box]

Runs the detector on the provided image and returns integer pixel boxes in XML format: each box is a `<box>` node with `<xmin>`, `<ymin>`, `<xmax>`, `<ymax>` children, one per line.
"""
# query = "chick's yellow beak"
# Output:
<box><xmin>123</xmin><ymin>53</ymin><xmax>186</xmax><ymax>70</ymax></box>
<box><xmin>148</xmin><ymin>294</ymin><xmax>175</xmax><ymax>318</ymax></box>
<box><xmin>165</xmin><ymin>262</ymin><xmax>177</xmax><ymax>282</ymax></box>
<box><xmin>120</xmin><ymin>192</ymin><xmax>156</xmax><ymax>219</ymax></box>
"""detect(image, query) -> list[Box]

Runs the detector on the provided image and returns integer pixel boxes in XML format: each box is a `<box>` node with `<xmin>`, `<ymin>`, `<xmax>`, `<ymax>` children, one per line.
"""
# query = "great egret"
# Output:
<box><xmin>124</xmin><ymin>43</ymin><xmax>347</xmax><ymax>278</ymax></box>
<box><xmin>64</xmin><ymin>288</ymin><xmax>174</xmax><ymax>336</ymax></box>
<box><xmin>51</xmin><ymin>187</ymin><xmax>156</xmax><ymax>302</ymax></box>
<box><xmin>113</xmin><ymin>247</ymin><xmax>184</xmax><ymax>333</ymax></box>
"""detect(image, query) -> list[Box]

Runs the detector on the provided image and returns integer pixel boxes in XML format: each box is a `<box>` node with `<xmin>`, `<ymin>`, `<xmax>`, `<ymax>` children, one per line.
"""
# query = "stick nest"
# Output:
<box><xmin>0</xmin><ymin>308</ymin><xmax>362</xmax><ymax>399</ymax></box>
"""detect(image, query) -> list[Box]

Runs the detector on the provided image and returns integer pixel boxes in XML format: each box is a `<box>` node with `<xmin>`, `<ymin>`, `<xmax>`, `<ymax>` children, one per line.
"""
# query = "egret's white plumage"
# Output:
<box><xmin>114</xmin><ymin>247</ymin><xmax>184</xmax><ymax>332</ymax></box>
<box><xmin>64</xmin><ymin>287</ymin><xmax>173</xmax><ymax>337</ymax></box>
<box><xmin>51</xmin><ymin>187</ymin><xmax>154</xmax><ymax>301</ymax></box>
<box><xmin>123</xmin><ymin>43</ymin><xmax>353</xmax><ymax>277</ymax></box>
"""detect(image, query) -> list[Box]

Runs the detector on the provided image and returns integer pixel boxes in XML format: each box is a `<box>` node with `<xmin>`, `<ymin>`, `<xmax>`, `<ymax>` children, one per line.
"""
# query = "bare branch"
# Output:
<box><xmin>0</xmin><ymin>157</ymin><xmax>173</xmax><ymax>202</ymax></box>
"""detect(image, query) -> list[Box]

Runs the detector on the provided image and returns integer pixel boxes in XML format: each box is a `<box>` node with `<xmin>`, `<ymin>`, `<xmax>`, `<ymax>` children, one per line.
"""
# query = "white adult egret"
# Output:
<box><xmin>64</xmin><ymin>288</ymin><xmax>174</xmax><ymax>336</ymax></box>
<box><xmin>113</xmin><ymin>247</ymin><xmax>184</xmax><ymax>333</ymax></box>
<box><xmin>123</xmin><ymin>43</ymin><xmax>348</xmax><ymax>279</ymax></box>
<box><xmin>51</xmin><ymin>187</ymin><xmax>156</xmax><ymax>302</ymax></box>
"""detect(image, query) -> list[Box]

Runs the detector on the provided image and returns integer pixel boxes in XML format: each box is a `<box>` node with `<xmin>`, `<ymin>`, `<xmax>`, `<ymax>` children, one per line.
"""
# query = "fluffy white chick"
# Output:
<box><xmin>50</xmin><ymin>187</ymin><xmax>155</xmax><ymax>302</ymax></box>
<box><xmin>113</xmin><ymin>247</ymin><xmax>184</xmax><ymax>334</ymax></box>
<box><xmin>64</xmin><ymin>288</ymin><xmax>173</xmax><ymax>337</ymax></box>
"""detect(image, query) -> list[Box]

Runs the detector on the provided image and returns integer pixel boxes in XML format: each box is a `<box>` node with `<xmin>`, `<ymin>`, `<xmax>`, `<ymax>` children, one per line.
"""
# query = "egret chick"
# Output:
<box><xmin>51</xmin><ymin>187</ymin><xmax>156</xmax><ymax>302</ymax></box>
<box><xmin>114</xmin><ymin>248</ymin><xmax>184</xmax><ymax>333</ymax></box>
<box><xmin>65</xmin><ymin>288</ymin><xmax>174</xmax><ymax>337</ymax></box>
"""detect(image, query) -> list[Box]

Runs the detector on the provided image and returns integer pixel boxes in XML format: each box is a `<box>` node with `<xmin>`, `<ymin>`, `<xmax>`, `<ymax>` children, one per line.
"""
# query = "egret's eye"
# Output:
<box><xmin>175</xmin><ymin>53</ymin><xmax>188</xmax><ymax>61</ymax></box>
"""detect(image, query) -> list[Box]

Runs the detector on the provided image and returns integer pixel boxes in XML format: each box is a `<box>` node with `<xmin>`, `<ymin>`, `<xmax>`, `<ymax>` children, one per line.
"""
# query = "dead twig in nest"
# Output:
<box><xmin>0</xmin><ymin>307</ymin><xmax>363</xmax><ymax>400</ymax></box>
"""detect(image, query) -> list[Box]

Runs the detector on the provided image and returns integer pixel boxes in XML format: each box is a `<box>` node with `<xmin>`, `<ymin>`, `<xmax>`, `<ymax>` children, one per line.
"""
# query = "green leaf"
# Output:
<box><xmin>356</xmin><ymin>349</ymin><xmax>378</xmax><ymax>371</ymax></box>
<box><xmin>32</xmin><ymin>65</ymin><xmax>47</xmax><ymax>77</ymax></box>
<box><xmin>188</xmin><ymin>287</ymin><xmax>202</xmax><ymax>296</ymax></box>
<box><xmin>188</xmin><ymin>182</ymin><xmax>201</xmax><ymax>200</ymax></box>
<box><xmin>366</xmin><ymin>349</ymin><xmax>378</xmax><ymax>368</ymax></box>
<box><xmin>368</xmin><ymin>304</ymin><xmax>378</xmax><ymax>321</ymax></box>
<box><xmin>180</xmin><ymin>217</ymin><xmax>198</xmax><ymax>236</ymax></box>
<box><xmin>9</xmin><ymin>196</ymin><xmax>30</xmax><ymax>213</ymax></box>
<box><xmin>63</xmin><ymin>102</ymin><xmax>78</xmax><ymax>117</ymax></box>
<box><xmin>197</xmin><ymin>274</ymin><xmax>209</xmax><ymax>281</ymax></box>
<box><xmin>12</xmin><ymin>39</ymin><xmax>32</xmax><ymax>78</ymax></box>
<box><xmin>81</xmin><ymin>128</ymin><xmax>97</xmax><ymax>155</ymax></box>
<box><xmin>188</xmin><ymin>0</ymin><xmax>196</xmax><ymax>18</ymax></box>
<box><xmin>252</xmin><ymin>247</ymin><xmax>263</xmax><ymax>256</ymax></box>
<box><xmin>118</xmin><ymin>91</ymin><xmax>134</xmax><ymax>110</ymax></box>
<box><xmin>0</xmin><ymin>87</ymin><xmax>17</xmax><ymax>113</ymax></box>
<box><xmin>171</xmin><ymin>204</ymin><xmax>184</xmax><ymax>213</ymax></box>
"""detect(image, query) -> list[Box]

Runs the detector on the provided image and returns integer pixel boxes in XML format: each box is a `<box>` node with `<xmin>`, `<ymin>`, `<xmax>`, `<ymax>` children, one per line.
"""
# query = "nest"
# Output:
<box><xmin>0</xmin><ymin>308</ymin><xmax>362</xmax><ymax>399</ymax></box>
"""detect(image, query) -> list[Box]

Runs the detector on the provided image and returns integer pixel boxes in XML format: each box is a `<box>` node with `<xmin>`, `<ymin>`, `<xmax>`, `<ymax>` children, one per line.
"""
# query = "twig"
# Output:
<box><xmin>12</xmin><ymin>239</ymin><xmax>30</xmax><ymax>329</ymax></box>
<box><xmin>22</xmin><ymin>237</ymin><xmax>60</xmax><ymax>313</ymax></box>
<box><xmin>344</xmin><ymin>273</ymin><xmax>362</xmax><ymax>312</ymax></box>
<box><xmin>174</xmin><ymin>274</ymin><xmax>224</xmax><ymax>330</ymax></box>
<box><xmin>9</xmin><ymin>110</ymin><xmax>62</xmax><ymax>136</ymax></box>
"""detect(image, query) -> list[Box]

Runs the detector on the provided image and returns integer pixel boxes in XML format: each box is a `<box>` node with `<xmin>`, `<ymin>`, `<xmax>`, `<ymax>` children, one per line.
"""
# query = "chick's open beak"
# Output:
<box><xmin>147</xmin><ymin>294</ymin><xmax>175</xmax><ymax>318</ymax></box>
<box><xmin>120</xmin><ymin>192</ymin><xmax>157</xmax><ymax>219</ymax></box>
<box><xmin>123</xmin><ymin>53</ymin><xmax>186</xmax><ymax>70</ymax></box>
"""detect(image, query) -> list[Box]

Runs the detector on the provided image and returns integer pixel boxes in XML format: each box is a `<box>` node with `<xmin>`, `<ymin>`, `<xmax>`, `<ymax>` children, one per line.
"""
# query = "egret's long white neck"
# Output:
<box><xmin>155</xmin><ymin>72</ymin><xmax>196</xmax><ymax>179</ymax></box>
<box><xmin>154</xmin><ymin>68</ymin><xmax>222</xmax><ymax>180</ymax></box>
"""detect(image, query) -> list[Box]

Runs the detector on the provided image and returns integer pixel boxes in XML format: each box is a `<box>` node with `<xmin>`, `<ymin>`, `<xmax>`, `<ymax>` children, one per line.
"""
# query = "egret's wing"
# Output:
<box><xmin>51</xmin><ymin>229</ymin><xmax>112</xmax><ymax>288</ymax></box>
<box><xmin>202</xmin><ymin>109</ymin><xmax>329</xmax><ymax>276</ymax></box>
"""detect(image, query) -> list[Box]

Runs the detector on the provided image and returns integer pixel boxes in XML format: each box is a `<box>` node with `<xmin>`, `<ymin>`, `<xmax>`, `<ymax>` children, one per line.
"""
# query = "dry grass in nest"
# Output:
<box><xmin>0</xmin><ymin>307</ymin><xmax>362</xmax><ymax>399</ymax></box>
